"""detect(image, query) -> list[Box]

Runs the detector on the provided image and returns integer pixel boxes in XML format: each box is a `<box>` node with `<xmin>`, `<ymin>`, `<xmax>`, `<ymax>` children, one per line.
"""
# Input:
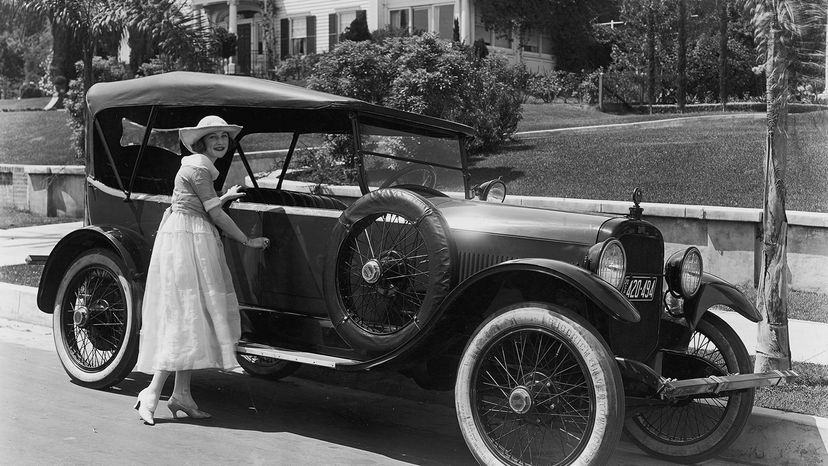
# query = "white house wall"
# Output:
<box><xmin>276</xmin><ymin>0</ymin><xmax>377</xmax><ymax>54</ymax></box>
<box><xmin>188</xmin><ymin>0</ymin><xmax>554</xmax><ymax>73</ymax></box>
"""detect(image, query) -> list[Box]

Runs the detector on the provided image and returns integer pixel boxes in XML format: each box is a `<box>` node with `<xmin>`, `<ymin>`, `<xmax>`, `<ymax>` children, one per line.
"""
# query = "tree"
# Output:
<box><xmin>677</xmin><ymin>0</ymin><xmax>687</xmax><ymax>110</ymax></box>
<box><xmin>24</xmin><ymin>0</ymin><xmax>121</xmax><ymax>94</ymax></box>
<box><xmin>25</xmin><ymin>0</ymin><xmax>215</xmax><ymax>92</ymax></box>
<box><xmin>342</xmin><ymin>10</ymin><xmax>371</xmax><ymax>42</ymax></box>
<box><xmin>718</xmin><ymin>0</ymin><xmax>729</xmax><ymax>109</ymax></box>
<box><xmin>475</xmin><ymin>0</ymin><xmax>615</xmax><ymax>71</ymax></box>
<box><xmin>743</xmin><ymin>0</ymin><xmax>822</xmax><ymax>372</ymax></box>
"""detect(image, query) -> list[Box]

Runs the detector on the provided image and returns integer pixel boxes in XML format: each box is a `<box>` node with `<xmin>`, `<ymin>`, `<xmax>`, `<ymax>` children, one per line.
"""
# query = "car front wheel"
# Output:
<box><xmin>624</xmin><ymin>312</ymin><xmax>755</xmax><ymax>463</ymax></box>
<box><xmin>52</xmin><ymin>249</ymin><xmax>140</xmax><ymax>389</ymax></box>
<box><xmin>455</xmin><ymin>303</ymin><xmax>624</xmax><ymax>466</ymax></box>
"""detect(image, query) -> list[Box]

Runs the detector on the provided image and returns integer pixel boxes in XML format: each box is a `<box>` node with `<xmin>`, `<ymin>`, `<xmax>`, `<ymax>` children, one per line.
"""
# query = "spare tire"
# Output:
<box><xmin>324</xmin><ymin>188</ymin><xmax>453</xmax><ymax>353</ymax></box>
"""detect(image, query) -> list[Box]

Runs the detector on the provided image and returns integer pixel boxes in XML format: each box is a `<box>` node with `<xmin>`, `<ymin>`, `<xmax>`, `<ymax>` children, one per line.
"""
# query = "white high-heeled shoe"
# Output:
<box><xmin>133</xmin><ymin>389</ymin><xmax>156</xmax><ymax>425</ymax></box>
<box><xmin>168</xmin><ymin>397</ymin><xmax>212</xmax><ymax>420</ymax></box>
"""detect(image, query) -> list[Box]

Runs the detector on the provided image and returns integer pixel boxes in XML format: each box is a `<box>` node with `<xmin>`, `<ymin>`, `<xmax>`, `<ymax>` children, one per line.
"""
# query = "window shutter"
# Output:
<box><xmin>306</xmin><ymin>16</ymin><xmax>316</xmax><ymax>54</ymax></box>
<box><xmin>280</xmin><ymin>18</ymin><xmax>289</xmax><ymax>59</ymax></box>
<box><xmin>329</xmin><ymin>13</ymin><xmax>338</xmax><ymax>47</ymax></box>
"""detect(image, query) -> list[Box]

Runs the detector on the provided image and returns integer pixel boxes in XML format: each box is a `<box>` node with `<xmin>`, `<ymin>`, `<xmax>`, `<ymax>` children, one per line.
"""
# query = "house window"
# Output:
<box><xmin>474</xmin><ymin>12</ymin><xmax>511</xmax><ymax>48</ymax></box>
<box><xmin>521</xmin><ymin>28</ymin><xmax>552</xmax><ymax>54</ymax></box>
<box><xmin>436</xmin><ymin>5</ymin><xmax>454</xmax><ymax>38</ymax></box>
<box><xmin>330</xmin><ymin>10</ymin><xmax>358</xmax><ymax>47</ymax></box>
<box><xmin>390</xmin><ymin>9</ymin><xmax>409</xmax><ymax>31</ymax></box>
<box><xmin>290</xmin><ymin>17</ymin><xmax>307</xmax><ymax>55</ymax></box>
<box><xmin>412</xmin><ymin>7</ymin><xmax>429</xmax><ymax>33</ymax></box>
<box><xmin>389</xmin><ymin>4</ymin><xmax>454</xmax><ymax>37</ymax></box>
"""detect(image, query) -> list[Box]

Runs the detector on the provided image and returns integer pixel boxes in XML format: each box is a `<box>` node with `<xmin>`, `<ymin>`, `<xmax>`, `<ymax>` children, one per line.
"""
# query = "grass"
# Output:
<box><xmin>0</xmin><ymin>97</ymin><xmax>52</xmax><ymax>111</ymax></box>
<box><xmin>0</xmin><ymin>110</ymin><xmax>77</xmax><ymax>165</ymax></box>
<box><xmin>0</xmin><ymin>207</ymin><xmax>81</xmax><ymax>230</ymax></box>
<box><xmin>0</xmin><ymin>264</ymin><xmax>43</xmax><ymax>287</ymax></box>
<box><xmin>472</xmin><ymin>110</ymin><xmax>828</xmax><ymax>212</ymax></box>
<box><xmin>754</xmin><ymin>360</ymin><xmax>828</xmax><ymax>417</ymax></box>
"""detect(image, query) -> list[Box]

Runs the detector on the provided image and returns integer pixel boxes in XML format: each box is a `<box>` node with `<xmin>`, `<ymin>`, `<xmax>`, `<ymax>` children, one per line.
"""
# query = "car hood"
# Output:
<box><xmin>431</xmin><ymin>197</ymin><xmax>614</xmax><ymax>245</ymax></box>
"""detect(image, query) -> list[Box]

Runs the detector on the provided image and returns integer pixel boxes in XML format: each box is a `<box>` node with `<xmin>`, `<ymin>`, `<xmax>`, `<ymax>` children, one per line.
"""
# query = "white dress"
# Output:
<box><xmin>135</xmin><ymin>154</ymin><xmax>241</xmax><ymax>372</ymax></box>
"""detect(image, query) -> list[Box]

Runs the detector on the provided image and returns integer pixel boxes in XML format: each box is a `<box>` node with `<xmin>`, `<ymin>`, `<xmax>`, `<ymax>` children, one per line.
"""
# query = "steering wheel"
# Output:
<box><xmin>379</xmin><ymin>165</ymin><xmax>437</xmax><ymax>189</ymax></box>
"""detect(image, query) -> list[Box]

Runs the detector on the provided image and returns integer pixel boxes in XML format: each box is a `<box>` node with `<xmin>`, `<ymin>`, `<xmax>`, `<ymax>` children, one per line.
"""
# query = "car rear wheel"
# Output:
<box><xmin>455</xmin><ymin>303</ymin><xmax>624</xmax><ymax>466</ymax></box>
<box><xmin>52</xmin><ymin>249</ymin><xmax>140</xmax><ymax>389</ymax></box>
<box><xmin>624</xmin><ymin>312</ymin><xmax>755</xmax><ymax>463</ymax></box>
<box><xmin>236</xmin><ymin>353</ymin><xmax>300</xmax><ymax>380</ymax></box>
<box><xmin>324</xmin><ymin>188</ymin><xmax>452</xmax><ymax>353</ymax></box>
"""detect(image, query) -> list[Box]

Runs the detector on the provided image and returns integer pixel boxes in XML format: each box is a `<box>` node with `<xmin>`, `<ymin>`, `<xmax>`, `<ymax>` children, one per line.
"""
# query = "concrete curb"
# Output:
<box><xmin>2</xmin><ymin>281</ymin><xmax>826</xmax><ymax>464</ymax></box>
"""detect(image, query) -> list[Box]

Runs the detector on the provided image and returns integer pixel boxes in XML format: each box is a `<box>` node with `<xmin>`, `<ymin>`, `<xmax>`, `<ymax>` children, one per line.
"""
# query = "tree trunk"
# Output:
<box><xmin>677</xmin><ymin>0</ymin><xmax>687</xmax><ymax>112</ymax></box>
<box><xmin>647</xmin><ymin>2</ymin><xmax>656</xmax><ymax>113</ymax></box>
<box><xmin>718</xmin><ymin>0</ymin><xmax>728</xmax><ymax>110</ymax></box>
<box><xmin>755</xmin><ymin>25</ymin><xmax>792</xmax><ymax>373</ymax></box>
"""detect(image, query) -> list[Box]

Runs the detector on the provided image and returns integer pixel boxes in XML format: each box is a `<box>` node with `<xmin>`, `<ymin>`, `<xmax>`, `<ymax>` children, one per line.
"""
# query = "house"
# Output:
<box><xmin>190</xmin><ymin>0</ymin><xmax>556</xmax><ymax>75</ymax></box>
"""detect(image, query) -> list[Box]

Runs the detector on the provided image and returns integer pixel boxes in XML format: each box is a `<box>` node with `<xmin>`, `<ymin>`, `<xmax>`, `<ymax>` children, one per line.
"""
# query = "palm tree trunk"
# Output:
<box><xmin>677</xmin><ymin>0</ymin><xmax>687</xmax><ymax>112</ymax></box>
<box><xmin>647</xmin><ymin>2</ymin><xmax>656</xmax><ymax>113</ymax></box>
<box><xmin>755</xmin><ymin>25</ymin><xmax>792</xmax><ymax>373</ymax></box>
<box><xmin>718</xmin><ymin>0</ymin><xmax>728</xmax><ymax>110</ymax></box>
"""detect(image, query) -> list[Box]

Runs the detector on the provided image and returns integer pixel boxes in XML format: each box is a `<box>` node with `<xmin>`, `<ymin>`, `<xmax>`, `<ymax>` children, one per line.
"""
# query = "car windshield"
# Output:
<box><xmin>359</xmin><ymin>122</ymin><xmax>466</xmax><ymax>195</ymax></box>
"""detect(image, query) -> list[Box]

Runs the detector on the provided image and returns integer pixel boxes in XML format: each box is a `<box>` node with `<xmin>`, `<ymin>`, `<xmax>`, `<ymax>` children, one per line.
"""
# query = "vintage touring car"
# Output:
<box><xmin>37</xmin><ymin>71</ymin><xmax>796</xmax><ymax>465</ymax></box>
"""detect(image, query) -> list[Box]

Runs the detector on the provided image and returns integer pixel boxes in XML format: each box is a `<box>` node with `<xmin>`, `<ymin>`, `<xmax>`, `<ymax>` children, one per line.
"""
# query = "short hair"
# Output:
<box><xmin>191</xmin><ymin>138</ymin><xmax>206</xmax><ymax>153</ymax></box>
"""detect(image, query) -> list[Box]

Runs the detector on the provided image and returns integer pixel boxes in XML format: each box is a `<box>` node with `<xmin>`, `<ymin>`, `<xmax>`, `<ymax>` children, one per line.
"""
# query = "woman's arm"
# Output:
<box><xmin>220</xmin><ymin>185</ymin><xmax>245</xmax><ymax>206</ymax></box>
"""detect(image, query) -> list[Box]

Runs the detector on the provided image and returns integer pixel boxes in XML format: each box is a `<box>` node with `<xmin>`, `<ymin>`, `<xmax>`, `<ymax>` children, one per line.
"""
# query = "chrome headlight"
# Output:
<box><xmin>588</xmin><ymin>239</ymin><xmax>627</xmax><ymax>290</ymax></box>
<box><xmin>665</xmin><ymin>247</ymin><xmax>703</xmax><ymax>298</ymax></box>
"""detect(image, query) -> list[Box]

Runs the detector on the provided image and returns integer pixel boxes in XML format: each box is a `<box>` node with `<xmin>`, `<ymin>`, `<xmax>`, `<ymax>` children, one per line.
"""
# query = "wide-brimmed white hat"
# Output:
<box><xmin>179</xmin><ymin>115</ymin><xmax>242</xmax><ymax>151</ymax></box>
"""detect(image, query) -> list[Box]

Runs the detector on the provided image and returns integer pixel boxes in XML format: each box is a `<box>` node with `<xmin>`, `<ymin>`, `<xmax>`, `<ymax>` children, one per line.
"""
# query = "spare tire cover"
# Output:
<box><xmin>323</xmin><ymin>188</ymin><xmax>453</xmax><ymax>353</ymax></box>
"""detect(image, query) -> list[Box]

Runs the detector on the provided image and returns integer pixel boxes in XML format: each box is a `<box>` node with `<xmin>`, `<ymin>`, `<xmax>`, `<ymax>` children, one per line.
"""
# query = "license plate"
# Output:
<box><xmin>621</xmin><ymin>276</ymin><xmax>658</xmax><ymax>301</ymax></box>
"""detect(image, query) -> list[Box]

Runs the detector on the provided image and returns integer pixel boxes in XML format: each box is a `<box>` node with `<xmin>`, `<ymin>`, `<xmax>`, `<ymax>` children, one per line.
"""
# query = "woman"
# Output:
<box><xmin>133</xmin><ymin>115</ymin><xmax>269</xmax><ymax>425</ymax></box>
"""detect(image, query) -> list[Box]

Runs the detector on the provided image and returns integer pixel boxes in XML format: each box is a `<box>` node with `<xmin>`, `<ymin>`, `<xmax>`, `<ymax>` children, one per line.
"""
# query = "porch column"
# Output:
<box><xmin>459</xmin><ymin>0</ymin><xmax>470</xmax><ymax>43</ymax></box>
<box><xmin>228</xmin><ymin>0</ymin><xmax>238</xmax><ymax>74</ymax></box>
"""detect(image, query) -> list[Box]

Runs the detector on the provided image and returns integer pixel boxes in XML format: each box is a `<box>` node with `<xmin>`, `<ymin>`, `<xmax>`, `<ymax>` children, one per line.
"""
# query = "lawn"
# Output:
<box><xmin>471</xmin><ymin>110</ymin><xmax>828</xmax><ymax>212</ymax></box>
<box><xmin>0</xmin><ymin>110</ymin><xmax>77</xmax><ymax>165</ymax></box>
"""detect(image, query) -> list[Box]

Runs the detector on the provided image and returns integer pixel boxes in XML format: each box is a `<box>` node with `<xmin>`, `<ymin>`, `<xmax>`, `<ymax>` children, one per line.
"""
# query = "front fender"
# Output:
<box><xmin>446</xmin><ymin>258</ymin><xmax>641</xmax><ymax>323</ymax></box>
<box><xmin>37</xmin><ymin>225</ymin><xmax>149</xmax><ymax>313</ymax></box>
<box><xmin>683</xmin><ymin>272</ymin><xmax>761</xmax><ymax>328</ymax></box>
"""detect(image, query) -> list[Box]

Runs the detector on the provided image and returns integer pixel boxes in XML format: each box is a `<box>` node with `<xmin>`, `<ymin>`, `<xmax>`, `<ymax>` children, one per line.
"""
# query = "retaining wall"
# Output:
<box><xmin>0</xmin><ymin>164</ymin><xmax>85</xmax><ymax>217</ymax></box>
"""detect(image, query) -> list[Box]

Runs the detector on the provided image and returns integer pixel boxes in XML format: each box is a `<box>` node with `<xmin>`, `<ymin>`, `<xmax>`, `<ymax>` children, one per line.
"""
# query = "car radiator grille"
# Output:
<box><xmin>610</xmin><ymin>233</ymin><xmax>665</xmax><ymax>361</ymax></box>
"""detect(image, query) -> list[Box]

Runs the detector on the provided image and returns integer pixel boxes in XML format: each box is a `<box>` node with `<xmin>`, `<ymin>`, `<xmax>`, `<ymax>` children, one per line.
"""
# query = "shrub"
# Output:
<box><xmin>18</xmin><ymin>81</ymin><xmax>43</xmax><ymax>98</ymax></box>
<box><xmin>309</xmin><ymin>33</ymin><xmax>525</xmax><ymax>153</ymax></box>
<box><xmin>526</xmin><ymin>71</ymin><xmax>563</xmax><ymax>103</ymax></box>
<box><xmin>63</xmin><ymin>57</ymin><xmax>132</xmax><ymax>160</ymax></box>
<box><xmin>307</xmin><ymin>40</ymin><xmax>392</xmax><ymax>103</ymax></box>
<box><xmin>274</xmin><ymin>53</ymin><xmax>321</xmax><ymax>82</ymax></box>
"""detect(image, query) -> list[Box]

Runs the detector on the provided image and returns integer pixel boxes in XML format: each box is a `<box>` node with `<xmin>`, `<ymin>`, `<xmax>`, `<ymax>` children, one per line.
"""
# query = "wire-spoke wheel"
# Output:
<box><xmin>236</xmin><ymin>353</ymin><xmax>300</xmax><ymax>380</ymax></box>
<box><xmin>625</xmin><ymin>312</ymin><xmax>754</xmax><ymax>463</ymax></box>
<box><xmin>456</xmin><ymin>303</ymin><xmax>624</xmax><ymax>466</ymax></box>
<box><xmin>340</xmin><ymin>212</ymin><xmax>429</xmax><ymax>334</ymax></box>
<box><xmin>53</xmin><ymin>249</ymin><xmax>140</xmax><ymax>389</ymax></box>
<box><xmin>325</xmin><ymin>188</ymin><xmax>452</xmax><ymax>353</ymax></box>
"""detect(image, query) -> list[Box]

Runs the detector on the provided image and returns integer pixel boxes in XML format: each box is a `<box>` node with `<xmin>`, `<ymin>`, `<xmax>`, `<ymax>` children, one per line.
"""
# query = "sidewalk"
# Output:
<box><xmin>0</xmin><ymin>221</ymin><xmax>82</xmax><ymax>266</ymax></box>
<box><xmin>1</xmin><ymin>221</ymin><xmax>827</xmax><ymax>464</ymax></box>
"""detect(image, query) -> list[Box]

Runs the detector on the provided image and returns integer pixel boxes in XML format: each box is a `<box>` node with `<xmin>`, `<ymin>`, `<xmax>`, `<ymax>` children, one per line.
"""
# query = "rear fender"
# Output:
<box><xmin>683</xmin><ymin>273</ymin><xmax>761</xmax><ymax>329</ymax></box>
<box><xmin>37</xmin><ymin>226</ymin><xmax>149</xmax><ymax>313</ymax></box>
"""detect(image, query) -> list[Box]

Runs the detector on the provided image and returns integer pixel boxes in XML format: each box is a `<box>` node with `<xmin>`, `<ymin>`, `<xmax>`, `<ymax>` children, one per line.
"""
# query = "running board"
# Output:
<box><xmin>659</xmin><ymin>370</ymin><xmax>799</xmax><ymax>398</ymax></box>
<box><xmin>236</xmin><ymin>342</ymin><xmax>361</xmax><ymax>369</ymax></box>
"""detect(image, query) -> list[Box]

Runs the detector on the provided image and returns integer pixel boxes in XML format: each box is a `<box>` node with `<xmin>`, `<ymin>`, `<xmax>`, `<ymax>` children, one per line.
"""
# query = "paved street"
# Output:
<box><xmin>0</xmin><ymin>319</ymin><xmax>746</xmax><ymax>466</ymax></box>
